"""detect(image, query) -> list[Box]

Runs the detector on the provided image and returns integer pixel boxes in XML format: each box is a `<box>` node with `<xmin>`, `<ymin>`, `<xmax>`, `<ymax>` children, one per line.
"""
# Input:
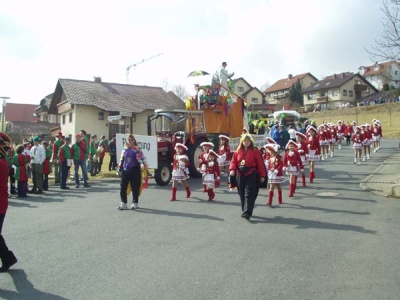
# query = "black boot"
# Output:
<box><xmin>0</xmin><ymin>251</ymin><xmax>18</xmax><ymax>272</ymax></box>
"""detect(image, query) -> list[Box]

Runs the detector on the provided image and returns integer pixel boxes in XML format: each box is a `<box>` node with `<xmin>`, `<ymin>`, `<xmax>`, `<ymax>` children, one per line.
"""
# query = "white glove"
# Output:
<box><xmin>282</xmin><ymin>167</ymin><xmax>287</xmax><ymax>172</ymax></box>
<box><xmin>274</xmin><ymin>169</ymin><xmax>278</xmax><ymax>174</ymax></box>
<box><xmin>217</xmin><ymin>176</ymin><xmax>220</xmax><ymax>180</ymax></box>
<box><xmin>301</xmin><ymin>169</ymin><xmax>304</xmax><ymax>174</ymax></box>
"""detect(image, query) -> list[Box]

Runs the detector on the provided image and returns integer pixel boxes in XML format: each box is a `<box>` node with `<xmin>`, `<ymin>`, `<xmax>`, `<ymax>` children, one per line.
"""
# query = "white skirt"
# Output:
<box><xmin>308</xmin><ymin>150</ymin><xmax>319</xmax><ymax>162</ymax></box>
<box><xmin>268</xmin><ymin>171</ymin><xmax>285</xmax><ymax>184</ymax></box>
<box><xmin>353</xmin><ymin>143</ymin><xmax>363</xmax><ymax>150</ymax></box>
<box><xmin>319</xmin><ymin>140</ymin><xmax>328</xmax><ymax>146</ymax></box>
<box><xmin>217</xmin><ymin>154</ymin><xmax>230</xmax><ymax>167</ymax></box>
<box><xmin>203</xmin><ymin>173</ymin><xmax>216</xmax><ymax>188</ymax></box>
<box><xmin>372</xmin><ymin>135</ymin><xmax>381</xmax><ymax>142</ymax></box>
<box><xmin>362</xmin><ymin>139</ymin><xmax>371</xmax><ymax>146</ymax></box>
<box><xmin>330</xmin><ymin>138</ymin><xmax>336</xmax><ymax>143</ymax></box>
<box><xmin>172</xmin><ymin>169</ymin><xmax>189</xmax><ymax>181</ymax></box>
<box><xmin>337</xmin><ymin>133</ymin><xmax>344</xmax><ymax>139</ymax></box>
<box><xmin>285</xmin><ymin>165</ymin><xmax>299</xmax><ymax>176</ymax></box>
<box><xmin>300</xmin><ymin>155</ymin><xmax>307</xmax><ymax>165</ymax></box>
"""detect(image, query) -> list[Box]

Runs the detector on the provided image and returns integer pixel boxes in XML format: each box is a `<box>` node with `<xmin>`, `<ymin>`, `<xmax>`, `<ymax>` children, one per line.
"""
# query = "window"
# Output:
<box><xmin>320</xmin><ymin>91</ymin><xmax>327</xmax><ymax>97</ymax></box>
<box><xmin>343</xmin><ymin>90</ymin><xmax>347</xmax><ymax>96</ymax></box>
<box><xmin>332</xmin><ymin>89</ymin><xmax>338</xmax><ymax>96</ymax></box>
<box><xmin>69</xmin><ymin>112</ymin><xmax>73</xmax><ymax>123</ymax></box>
<box><xmin>62</xmin><ymin>115</ymin><xmax>66</xmax><ymax>125</ymax></box>
<box><xmin>98</xmin><ymin>112</ymin><xmax>104</xmax><ymax>120</ymax></box>
<box><xmin>349</xmin><ymin>90</ymin><xmax>353</xmax><ymax>97</ymax></box>
<box><xmin>238</xmin><ymin>87</ymin><xmax>244</xmax><ymax>92</ymax></box>
<box><xmin>308</xmin><ymin>94</ymin><xmax>316</xmax><ymax>100</ymax></box>
<box><xmin>251</xmin><ymin>97</ymin><xmax>258</xmax><ymax>103</ymax></box>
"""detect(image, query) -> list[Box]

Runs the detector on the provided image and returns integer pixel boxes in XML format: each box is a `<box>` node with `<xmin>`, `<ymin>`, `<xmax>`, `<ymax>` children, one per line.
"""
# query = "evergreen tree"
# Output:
<box><xmin>289</xmin><ymin>79</ymin><xmax>303</xmax><ymax>105</ymax></box>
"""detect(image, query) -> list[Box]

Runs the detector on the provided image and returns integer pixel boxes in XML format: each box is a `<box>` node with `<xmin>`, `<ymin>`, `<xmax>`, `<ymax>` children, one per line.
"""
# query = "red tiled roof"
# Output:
<box><xmin>5</xmin><ymin>103</ymin><xmax>38</xmax><ymax>122</ymax></box>
<box><xmin>264</xmin><ymin>73</ymin><xmax>317</xmax><ymax>93</ymax></box>
<box><xmin>361</xmin><ymin>61</ymin><xmax>399</xmax><ymax>76</ymax></box>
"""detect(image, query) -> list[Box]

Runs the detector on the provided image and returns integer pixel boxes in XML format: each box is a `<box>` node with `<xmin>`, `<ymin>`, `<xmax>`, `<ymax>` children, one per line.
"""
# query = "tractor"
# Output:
<box><xmin>147</xmin><ymin>109</ymin><xmax>209</xmax><ymax>186</ymax></box>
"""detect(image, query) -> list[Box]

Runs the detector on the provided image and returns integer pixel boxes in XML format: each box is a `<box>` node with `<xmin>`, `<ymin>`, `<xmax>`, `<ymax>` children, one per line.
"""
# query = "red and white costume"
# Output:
<box><xmin>352</xmin><ymin>131</ymin><xmax>363</xmax><ymax>150</ymax></box>
<box><xmin>202</xmin><ymin>153</ymin><xmax>221</xmax><ymax>189</ymax></box>
<box><xmin>217</xmin><ymin>135</ymin><xmax>231</xmax><ymax>167</ymax></box>
<box><xmin>305</xmin><ymin>131</ymin><xmax>321</xmax><ymax>161</ymax></box>
<box><xmin>336</xmin><ymin>121</ymin><xmax>345</xmax><ymax>140</ymax></box>
<box><xmin>266</xmin><ymin>152</ymin><xmax>285</xmax><ymax>184</ymax></box>
<box><xmin>171</xmin><ymin>154</ymin><xmax>190</xmax><ymax>181</ymax></box>
<box><xmin>372</xmin><ymin>123</ymin><xmax>382</xmax><ymax>142</ymax></box>
<box><xmin>283</xmin><ymin>145</ymin><xmax>303</xmax><ymax>177</ymax></box>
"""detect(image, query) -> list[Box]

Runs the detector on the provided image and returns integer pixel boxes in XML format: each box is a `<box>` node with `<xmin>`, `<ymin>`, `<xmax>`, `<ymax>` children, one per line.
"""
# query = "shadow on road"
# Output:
<box><xmin>281</xmin><ymin>203</ymin><xmax>370</xmax><ymax>215</ymax></box>
<box><xmin>249</xmin><ymin>216</ymin><xmax>377</xmax><ymax>234</ymax></box>
<box><xmin>0</xmin><ymin>269</ymin><xmax>68</xmax><ymax>300</ymax></box>
<box><xmin>138</xmin><ymin>207</ymin><xmax>224</xmax><ymax>221</ymax></box>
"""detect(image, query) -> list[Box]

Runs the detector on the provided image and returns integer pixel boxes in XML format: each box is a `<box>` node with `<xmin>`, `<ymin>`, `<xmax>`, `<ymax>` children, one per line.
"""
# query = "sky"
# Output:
<box><xmin>0</xmin><ymin>0</ymin><xmax>386</xmax><ymax>110</ymax></box>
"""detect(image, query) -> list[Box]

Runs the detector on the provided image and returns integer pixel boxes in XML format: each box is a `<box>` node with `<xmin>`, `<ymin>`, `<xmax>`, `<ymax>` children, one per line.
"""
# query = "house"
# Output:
<box><xmin>302</xmin><ymin>72</ymin><xmax>378</xmax><ymax>111</ymax></box>
<box><xmin>358</xmin><ymin>61</ymin><xmax>400</xmax><ymax>90</ymax></box>
<box><xmin>47</xmin><ymin>77</ymin><xmax>184</xmax><ymax>141</ymax></box>
<box><xmin>0</xmin><ymin>102</ymin><xmax>54</xmax><ymax>143</ymax></box>
<box><xmin>264</xmin><ymin>73</ymin><xmax>318</xmax><ymax>106</ymax></box>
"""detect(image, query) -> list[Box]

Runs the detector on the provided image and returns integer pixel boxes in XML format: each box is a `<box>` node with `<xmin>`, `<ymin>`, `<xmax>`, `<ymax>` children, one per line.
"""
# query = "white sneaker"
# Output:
<box><xmin>362</xmin><ymin>156</ymin><xmax>365</xmax><ymax>162</ymax></box>
<box><xmin>118</xmin><ymin>202</ymin><xmax>128</xmax><ymax>210</ymax></box>
<box><xmin>367</xmin><ymin>155</ymin><xmax>370</xmax><ymax>160</ymax></box>
<box><xmin>338</xmin><ymin>145</ymin><xmax>341</xmax><ymax>150</ymax></box>
<box><xmin>325</xmin><ymin>155</ymin><xmax>328</xmax><ymax>159</ymax></box>
<box><xmin>330</xmin><ymin>153</ymin><xmax>333</xmax><ymax>158</ymax></box>
<box><xmin>357</xmin><ymin>160</ymin><xmax>360</xmax><ymax>165</ymax></box>
<box><xmin>354</xmin><ymin>158</ymin><xmax>357</xmax><ymax>164</ymax></box>
<box><xmin>131</xmin><ymin>203</ymin><xmax>138</xmax><ymax>210</ymax></box>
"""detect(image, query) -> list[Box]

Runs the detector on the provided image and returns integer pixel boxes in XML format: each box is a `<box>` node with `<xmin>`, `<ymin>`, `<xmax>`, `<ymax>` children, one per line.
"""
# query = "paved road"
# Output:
<box><xmin>1</xmin><ymin>139</ymin><xmax>400</xmax><ymax>300</ymax></box>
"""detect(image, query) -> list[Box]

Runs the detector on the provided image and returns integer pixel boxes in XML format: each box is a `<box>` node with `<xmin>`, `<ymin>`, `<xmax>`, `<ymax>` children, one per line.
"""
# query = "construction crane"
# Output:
<box><xmin>126</xmin><ymin>53</ymin><xmax>163</xmax><ymax>84</ymax></box>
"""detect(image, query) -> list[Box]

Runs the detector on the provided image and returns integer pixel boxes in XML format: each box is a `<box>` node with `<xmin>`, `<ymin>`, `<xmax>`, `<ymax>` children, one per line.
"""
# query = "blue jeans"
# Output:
<box><xmin>74</xmin><ymin>159</ymin><xmax>88</xmax><ymax>185</ymax></box>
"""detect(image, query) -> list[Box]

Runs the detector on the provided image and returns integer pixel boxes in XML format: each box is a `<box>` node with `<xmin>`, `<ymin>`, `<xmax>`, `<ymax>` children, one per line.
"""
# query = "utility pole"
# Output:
<box><xmin>126</xmin><ymin>53</ymin><xmax>163</xmax><ymax>84</ymax></box>
<box><xmin>1</xmin><ymin>96</ymin><xmax>10</xmax><ymax>132</ymax></box>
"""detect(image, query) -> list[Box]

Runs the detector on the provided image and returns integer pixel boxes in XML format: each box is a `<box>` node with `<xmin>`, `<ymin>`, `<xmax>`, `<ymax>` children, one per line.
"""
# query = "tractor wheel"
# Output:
<box><xmin>154</xmin><ymin>161</ymin><xmax>172</xmax><ymax>186</ymax></box>
<box><xmin>187</xmin><ymin>138</ymin><xmax>207</xmax><ymax>178</ymax></box>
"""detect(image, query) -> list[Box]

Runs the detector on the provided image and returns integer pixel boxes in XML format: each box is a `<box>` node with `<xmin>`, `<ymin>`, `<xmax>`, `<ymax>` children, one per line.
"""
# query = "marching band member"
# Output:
<box><xmin>372</xmin><ymin>121</ymin><xmax>382</xmax><ymax>152</ymax></box>
<box><xmin>328</xmin><ymin>123</ymin><xmax>337</xmax><ymax>158</ymax></box>
<box><xmin>198</xmin><ymin>142</ymin><xmax>214</xmax><ymax>192</ymax></box>
<box><xmin>202</xmin><ymin>150</ymin><xmax>221</xmax><ymax>201</ymax></box>
<box><xmin>352</xmin><ymin>126</ymin><xmax>363</xmax><ymax>165</ymax></box>
<box><xmin>217</xmin><ymin>135</ymin><xmax>231</xmax><ymax>176</ymax></box>
<box><xmin>283</xmin><ymin>140</ymin><xmax>303</xmax><ymax>197</ymax></box>
<box><xmin>305</xmin><ymin>126</ymin><xmax>320</xmax><ymax>183</ymax></box>
<box><xmin>229</xmin><ymin>134</ymin><xmax>266</xmax><ymax>220</ymax></box>
<box><xmin>318</xmin><ymin>124</ymin><xmax>328</xmax><ymax>160</ymax></box>
<box><xmin>265</xmin><ymin>144</ymin><xmax>284</xmax><ymax>206</ymax></box>
<box><xmin>336</xmin><ymin>120</ymin><xmax>345</xmax><ymax>150</ymax></box>
<box><xmin>296</xmin><ymin>132</ymin><xmax>308</xmax><ymax>187</ymax></box>
<box><xmin>170</xmin><ymin>143</ymin><xmax>191</xmax><ymax>201</ymax></box>
<box><xmin>361</xmin><ymin>124</ymin><xmax>371</xmax><ymax>161</ymax></box>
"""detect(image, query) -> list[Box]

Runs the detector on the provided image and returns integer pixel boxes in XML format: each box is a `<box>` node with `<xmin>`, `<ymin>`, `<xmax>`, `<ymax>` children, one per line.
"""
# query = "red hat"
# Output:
<box><xmin>285</xmin><ymin>140</ymin><xmax>298</xmax><ymax>150</ymax></box>
<box><xmin>200</xmin><ymin>142</ymin><xmax>214</xmax><ymax>148</ymax></box>
<box><xmin>75</xmin><ymin>133</ymin><xmax>83</xmax><ymax>138</ymax></box>
<box><xmin>174</xmin><ymin>143</ymin><xmax>188</xmax><ymax>151</ymax></box>
<box><xmin>219</xmin><ymin>135</ymin><xmax>230</xmax><ymax>141</ymax></box>
<box><xmin>265</xmin><ymin>137</ymin><xmax>277</xmax><ymax>144</ymax></box>
<box><xmin>306</xmin><ymin>125</ymin><xmax>317</xmax><ymax>134</ymax></box>
<box><xmin>56</xmin><ymin>131</ymin><xmax>63</xmax><ymax>136</ymax></box>
<box><xmin>265</xmin><ymin>143</ymin><xmax>279</xmax><ymax>153</ymax></box>
<box><xmin>207</xmin><ymin>150</ymin><xmax>219</xmax><ymax>158</ymax></box>
<box><xmin>295</xmin><ymin>132</ymin><xmax>307</xmax><ymax>140</ymax></box>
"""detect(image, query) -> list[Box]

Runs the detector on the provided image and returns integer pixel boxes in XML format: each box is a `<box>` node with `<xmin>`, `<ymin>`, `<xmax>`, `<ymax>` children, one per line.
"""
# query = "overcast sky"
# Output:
<box><xmin>0</xmin><ymin>0</ymin><xmax>386</xmax><ymax>109</ymax></box>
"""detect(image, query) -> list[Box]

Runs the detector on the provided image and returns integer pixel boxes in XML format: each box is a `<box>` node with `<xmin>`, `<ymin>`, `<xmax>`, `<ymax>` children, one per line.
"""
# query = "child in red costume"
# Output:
<box><xmin>295</xmin><ymin>132</ymin><xmax>308</xmax><ymax>187</ymax></box>
<box><xmin>305</xmin><ymin>126</ymin><xmax>321</xmax><ymax>183</ymax></box>
<box><xmin>352</xmin><ymin>126</ymin><xmax>363</xmax><ymax>165</ymax></box>
<box><xmin>198</xmin><ymin>142</ymin><xmax>214</xmax><ymax>192</ymax></box>
<box><xmin>13</xmin><ymin>145</ymin><xmax>29</xmax><ymax>198</ymax></box>
<box><xmin>265</xmin><ymin>144</ymin><xmax>285</xmax><ymax>206</ymax></box>
<box><xmin>202</xmin><ymin>150</ymin><xmax>221</xmax><ymax>201</ymax></box>
<box><xmin>283</xmin><ymin>140</ymin><xmax>303</xmax><ymax>197</ymax></box>
<box><xmin>170</xmin><ymin>143</ymin><xmax>191</xmax><ymax>201</ymax></box>
<box><xmin>217</xmin><ymin>135</ymin><xmax>231</xmax><ymax>176</ymax></box>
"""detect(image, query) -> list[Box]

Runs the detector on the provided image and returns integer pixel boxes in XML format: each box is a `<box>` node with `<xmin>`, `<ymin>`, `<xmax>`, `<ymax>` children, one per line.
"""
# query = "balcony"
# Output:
<box><xmin>354</xmin><ymin>84</ymin><xmax>367</xmax><ymax>92</ymax></box>
<box><xmin>317</xmin><ymin>96</ymin><xmax>328</xmax><ymax>102</ymax></box>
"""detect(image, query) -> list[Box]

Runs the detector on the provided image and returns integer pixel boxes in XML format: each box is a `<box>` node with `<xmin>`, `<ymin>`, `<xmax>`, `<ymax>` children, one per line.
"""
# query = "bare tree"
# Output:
<box><xmin>172</xmin><ymin>85</ymin><xmax>189</xmax><ymax>100</ymax></box>
<box><xmin>259</xmin><ymin>81</ymin><xmax>270</xmax><ymax>93</ymax></box>
<box><xmin>367</xmin><ymin>0</ymin><xmax>400</xmax><ymax>60</ymax></box>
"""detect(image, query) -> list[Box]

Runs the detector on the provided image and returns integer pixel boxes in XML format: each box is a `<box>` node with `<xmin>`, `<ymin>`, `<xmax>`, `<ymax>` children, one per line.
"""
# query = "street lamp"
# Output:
<box><xmin>1</xmin><ymin>97</ymin><xmax>10</xmax><ymax>132</ymax></box>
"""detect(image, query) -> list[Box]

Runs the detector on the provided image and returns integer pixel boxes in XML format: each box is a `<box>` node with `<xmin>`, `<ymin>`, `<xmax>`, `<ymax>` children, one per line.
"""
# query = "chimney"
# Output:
<box><xmin>94</xmin><ymin>77</ymin><xmax>102</xmax><ymax>83</ymax></box>
<box><xmin>288</xmin><ymin>74</ymin><xmax>293</xmax><ymax>79</ymax></box>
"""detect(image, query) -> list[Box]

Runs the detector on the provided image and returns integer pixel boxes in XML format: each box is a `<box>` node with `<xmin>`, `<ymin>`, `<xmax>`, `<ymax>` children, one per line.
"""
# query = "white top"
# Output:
<box><xmin>30</xmin><ymin>144</ymin><xmax>46</xmax><ymax>164</ymax></box>
<box><xmin>288</xmin><ymin>128</ymin><xmax>297</xmax><ymax>139</ymax></box>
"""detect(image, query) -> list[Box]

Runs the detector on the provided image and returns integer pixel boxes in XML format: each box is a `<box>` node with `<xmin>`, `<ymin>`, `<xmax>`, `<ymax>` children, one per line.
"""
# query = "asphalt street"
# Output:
<box><xmin>1</xmin><ymin>139</ymin><xmax>400</xmax><ymax>300</ymax></box>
